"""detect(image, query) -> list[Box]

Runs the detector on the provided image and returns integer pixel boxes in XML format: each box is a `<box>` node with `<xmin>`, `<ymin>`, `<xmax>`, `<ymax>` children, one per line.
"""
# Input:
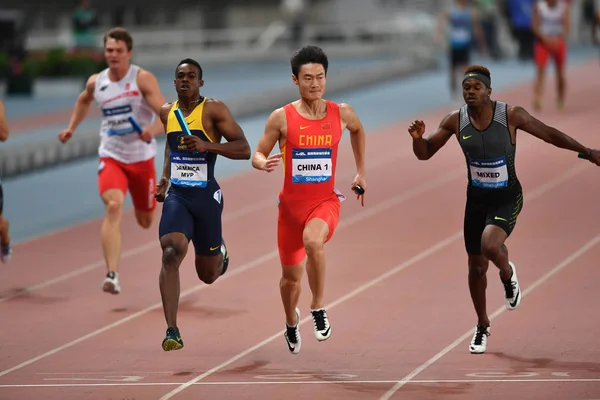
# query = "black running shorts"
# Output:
<box><xmin>463</xmin><ymin>187</ymin><xmax>524</xmax><ymax>255</ymax></box>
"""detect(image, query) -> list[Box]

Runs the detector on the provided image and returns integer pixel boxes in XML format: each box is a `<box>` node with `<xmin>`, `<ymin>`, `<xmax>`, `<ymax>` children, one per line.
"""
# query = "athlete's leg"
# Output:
<box><xmin>304</xmin><ymin>196</ymin><xmax>340</xmax><ymax>341</ymax></box>
<box><xmin>555</xmin><ymin>38</ymin><xmax>567</xmax><ymax>109</ymax></box>
<box><xmin>480</xmin><ymin>226</ymin><xmax>511</xmax><ymax>280</ymax></box>
<box><xmin>158</xmin><ymin>192</ymin><xmax>193</xmax><ymax>351</ymax></box>
<box><xmin>98</xmin><ymin>158</ymin><xmax>128</xmax><ymax>293</ymax></box>
<box><xmin>468</xmin><ymin>253</ymin><xmax>490</xmax><ymax>328</ymax></box>
<box><xmin>277</xmin><ymin>202</ymin><xmax>306</xmax><ymax>354</ymax></box>
<box><xmin>0</xmin><ymin>214</ymin><xmax>11</xmax><ymax>263</ymax></box>
<box><xmin>125</xmin><ymin>158</ymin><xmax>156</xmax><ymax>229</ymax></box>
<box><xmin>464</xmin><ymin>191</ymin><xmax>493</xmax><ymax>353</ymax></box>
<box><xmin>483</xmin><ymin>189</ymin><xmax>524</xmax><ymax>311</ymax></box>
<box><xmin>278</xmin><ymin>223</ymin><xmax>306</xmax><ymax>327</ymax></box>
<box><xmin>190</xmin><ymin>186</ymin><xmax>228</xmax><ymax>283</ymax></box>
<box><xmin>0</xmin><ymin>184</ymin><xmax>11</xmax><ymax>263</ymax></box>
<box><xmin>533</xmin><ymin>41</ymin><xmax>549</xmax><ymax>110</ymax></box>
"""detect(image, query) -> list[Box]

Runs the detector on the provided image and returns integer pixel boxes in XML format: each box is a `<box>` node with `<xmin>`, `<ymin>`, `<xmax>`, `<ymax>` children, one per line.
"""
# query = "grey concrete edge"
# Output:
<box><xmin>0</xmin><ymin>51</ymin><xmax>438</xmax><ymax>179</ymax></box>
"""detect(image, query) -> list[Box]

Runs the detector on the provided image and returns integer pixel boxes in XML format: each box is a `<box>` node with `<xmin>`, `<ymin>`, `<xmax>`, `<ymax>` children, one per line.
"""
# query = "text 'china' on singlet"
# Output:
<box><xmin>280</xmin><ymin>100</ymin><xmax>343</xmax><ymax>202</ymax></box>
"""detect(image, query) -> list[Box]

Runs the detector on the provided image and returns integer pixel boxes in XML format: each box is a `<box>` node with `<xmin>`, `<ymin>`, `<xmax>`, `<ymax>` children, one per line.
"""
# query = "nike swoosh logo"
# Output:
<box><xmin>494</xmin><ymin>216</ymin><xmax>508</xmax><ymax>221</ymax></box>
<box><xmin>210</xmin><ymin>246</ymin><xmax>220</xmax><ymax>251</ymax></box>
<box><xmin>285</xmin><ymin>334</ymin><xmax>297</xmax><ymax>352</ymax></box>
<box><xmin>320</xmin><ymin>326</ymin><xmax>331</xmax><ymax>337</ymax></box>
<box><xmin>462</xmin><ymin>135</ymin><xmax>472</xmax><ymax>140</ymax></box>
<box><xmin>300</xmin><ymin>125</ymin><xmax>310</xmax><ymax>130</ymax></box>
<box><xmin>510</xmin><ymin>289</ymin><xmax>520</xmax><ymax>308</ymax></box>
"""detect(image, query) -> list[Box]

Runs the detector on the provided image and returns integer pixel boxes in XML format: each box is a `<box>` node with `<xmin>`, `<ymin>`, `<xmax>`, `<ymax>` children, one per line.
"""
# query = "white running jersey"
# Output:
<box><xmin>94</xmin><ymin>64</ymin><xmax>157</xmax><ymax>164</ymax></box>
<box><xmin>536</xmin><ymin>0</ymin><xmax>567</xmax><ymax>37</ymax></box>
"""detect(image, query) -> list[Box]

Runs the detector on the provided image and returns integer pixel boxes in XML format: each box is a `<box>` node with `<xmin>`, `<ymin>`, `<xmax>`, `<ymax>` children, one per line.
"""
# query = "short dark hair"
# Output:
<box><xmin>464</xmin><ymin>65</ymin><xmax>491</xmax><ymax>79</ymax></box>
<box><xmin>176</xmin><ymin>58</ymin><xmax>203</xmax><ymax>79</ymax></box>
<box><xmin>290</xmin><ymin>45</ymin><xmax>329</xmax><ymax>78</ymax></box>
<box><xmin>104</xmin><ymin>27</ymin><xmax>133</xmax><ymax>51</ymax></box>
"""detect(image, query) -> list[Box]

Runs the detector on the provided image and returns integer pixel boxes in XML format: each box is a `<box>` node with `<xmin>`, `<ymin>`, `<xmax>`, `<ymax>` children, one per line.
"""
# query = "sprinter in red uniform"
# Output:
<box><xmin>252</xmin><ymin>45</ymin><xmax>367</xmax><ymax>355</ymax></box>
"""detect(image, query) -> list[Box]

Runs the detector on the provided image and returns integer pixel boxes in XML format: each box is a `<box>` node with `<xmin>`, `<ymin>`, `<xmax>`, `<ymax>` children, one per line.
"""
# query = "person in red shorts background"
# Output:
<box><xmin>252</xmin><ymin>45</ymin><xmax>367</xmax><ymax>354</ymax></box>
<box><xmin>58</xmin><ymin>27</ymin><xmax>167</xmax><ymax>295</ymax></box>
<box><xmin>532</xmin><ymin>0</ymin><xmax>570</xmax><ymax>111</ymax></box>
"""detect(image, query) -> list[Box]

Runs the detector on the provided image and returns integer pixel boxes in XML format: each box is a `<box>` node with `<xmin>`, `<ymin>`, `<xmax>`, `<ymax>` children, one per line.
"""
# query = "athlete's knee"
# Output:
<box><xmin>468</xmin><ymin>255</ymin><xmax>488</xmax><ymax>279</ymax></box>
<box><xmin>194</xmin><ymin>256</ymin><xmax>220</xmax><ymax>284</ymax></box>
<box><xmin>480</xmin><ymin>239</ymin><xmax>501</xmax><ymax>261</ymax></box>
<box><xmin>162</xmin><ymin>245</ymin><xmax>185</xmax><ymax>271</ymax></box>
<box><xmin>104</xmin><ymin>197</ymin><xmax>124</xmax><ymax>219</ymax></box>
<box><xmin>302</xmin><ymin>227</ymin><xmax>326</xmax><ymax>256</ymax></box>
<box><xmin>280</xmin><ymin>265</ymin><xmax>302</xmax><ymax>291</ymax></box>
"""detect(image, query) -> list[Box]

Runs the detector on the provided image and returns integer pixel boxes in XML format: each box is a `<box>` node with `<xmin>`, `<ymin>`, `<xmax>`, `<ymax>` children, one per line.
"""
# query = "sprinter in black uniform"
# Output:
<box><xmin>0</xmin><ymin>99</ymin><xmax>11</xmax><ymax>264</ymax></box>
<box><xmin>407</xmin><ymin>65</ymin><xmax>600</xmax><ymax>354</ymax></box>
<box><xmin>155</xmin><ymin>58</ymin><xmax>251</xmax><ymax>351</ymax></box>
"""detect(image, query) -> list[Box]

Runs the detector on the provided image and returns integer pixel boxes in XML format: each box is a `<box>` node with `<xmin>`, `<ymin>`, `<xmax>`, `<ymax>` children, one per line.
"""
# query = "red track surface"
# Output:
<box><xmin>1</xmin><ymin>61</ymin><xmax>599</xmax><ymax>400</ymax></box>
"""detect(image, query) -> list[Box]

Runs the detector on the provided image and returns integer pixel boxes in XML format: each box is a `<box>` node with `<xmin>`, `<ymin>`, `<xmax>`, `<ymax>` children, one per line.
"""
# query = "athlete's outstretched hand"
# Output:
<box><xmin>155</xmin><ymin>177</ymin><xmax>169</xmax><ymax>203</ymax></box>
<box><xmin>259</xmin><ymin>153</ymin><xmax>282</xmax><ymax>173</ymax></box>
<box><xmin>408</xmin><ymin>120</ymin><xmax>426</xmax><ymax>140</ymax></box>
<box><xmin>351</xmin><ymin>174</ymin><xmax>366</xmax><ymax>207</ymax></box>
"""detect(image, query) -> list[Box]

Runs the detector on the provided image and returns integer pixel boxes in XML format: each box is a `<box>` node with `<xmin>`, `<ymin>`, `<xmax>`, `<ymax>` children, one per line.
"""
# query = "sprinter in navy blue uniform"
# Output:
<box><xmin>156</xmin><ymin>58</ymin><xmax>251</xmax><ymax>351</ymax></box>
<box><xmin>407</xmin><ymin>65</ymin><xmax>600</xmax><ymax>355</ymax></box>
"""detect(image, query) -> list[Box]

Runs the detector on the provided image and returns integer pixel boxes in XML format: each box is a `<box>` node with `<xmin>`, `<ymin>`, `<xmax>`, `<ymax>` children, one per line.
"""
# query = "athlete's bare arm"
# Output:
<box><xmin>189</xmin><ymin>100</ymin><xmax>250</xmax><ymax>160</ymax></box>
<box><xmin>0</xmin><ymin>100</ymin><xmax>8</xmax><ymax>142</ymax></box>
<box><xmin>509</xmin><ymin>105</ymin><xmax>599</xmax><ymax>165</ymax></box>
<box><xmin>340</xmin><ymin>103</ymin><xmax>366</xmax><ymax>178</ymax></box>
<box><xmin>252</xmin><ymin>108</ymin><xmax>285</xmax><ymax>172</ymax></box>
<box><xmin>155</xmin><ymin>102</ymin><xmax>173</xmax><ymax>202</ymax></box>
<box><xmin>409</xmin><ymin>111</ymin><xmax>459</xmax><ymax>160</ymax></box>
<box><xmin>58</xmin><ymin>74</ymin><xmax>97</xmax><ymax>143</ymax></box>
<box><xmin>137</xmin><ymin>69</ymin><xmax>168</xmax><ymax>137</ymax></box>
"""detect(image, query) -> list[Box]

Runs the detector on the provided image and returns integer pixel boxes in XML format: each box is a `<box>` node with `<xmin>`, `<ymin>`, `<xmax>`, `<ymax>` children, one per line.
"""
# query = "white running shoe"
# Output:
<box><xmin>0</xmin><ymin>245</ymin><xmax>12</xmax><ymax>264</ymax></box>
<box><xmin>501</xmin><ymin>261</ymin><xmax>521</xmax><ymax>310</ymax></box>
<box><xmin>284</xmin><ymin>308</ymin><xmax>301</xmax><ymax>354</ymax></box>
<box><xmin>469</xmin><ymin>325</ymin><xmax>491</xmax><ymax>354</ymax></box>
<box><xmin>102</xmin><ymin>271</ymin><xmax>121</xmax><ymax>295</ymax></box>
<box><xmin>311</xmin><ymin>308</ymin><xmax>331</xmax><ymax>341</ymax></box>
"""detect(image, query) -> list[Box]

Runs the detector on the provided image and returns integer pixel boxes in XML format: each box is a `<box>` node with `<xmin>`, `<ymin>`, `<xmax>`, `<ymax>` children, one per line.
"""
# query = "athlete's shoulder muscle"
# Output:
<box><xmin>160</xmin><ymin>102</ymin><xmax>174</xmax><ymax>125</ymax></box>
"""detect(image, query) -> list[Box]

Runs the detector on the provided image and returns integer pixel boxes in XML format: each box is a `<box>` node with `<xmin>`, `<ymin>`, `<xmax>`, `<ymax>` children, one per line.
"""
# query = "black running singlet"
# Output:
<box><xmin>457</xmin><ymin>101</ymin><xmax>521</xmax><ymax>191</ymax></box>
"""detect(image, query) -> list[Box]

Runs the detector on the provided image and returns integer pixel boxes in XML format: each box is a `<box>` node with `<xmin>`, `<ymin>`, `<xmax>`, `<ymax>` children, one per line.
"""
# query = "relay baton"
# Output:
<box><xmin>174</xmin><ymin>108</ymin><xmax>200</xmax><ymax>155</ymax></box>
<box><xmin>578</xmin><ymin>149</ymin><xmax>595</xmax><ymax>160</ymax></box>
<box><xmin>352</xmin><ymin>185</ymin><xmax>365</xmax><ymax>195</ymax></box>
<box><xmin>128</xmin><ymin>116</ymin><xmax>151</xmax><ymax>143</ymax></box>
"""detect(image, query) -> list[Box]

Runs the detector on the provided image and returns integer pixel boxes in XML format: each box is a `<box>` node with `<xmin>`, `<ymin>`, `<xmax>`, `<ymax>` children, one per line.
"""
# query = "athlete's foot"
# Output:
<box><xmin>284</xmin><ymin>308</ymin><xmax>301</xmax><ymax>354</ymax></box>
<box><xmin>162</xmin><ymin>327</ymin><xmax>184</xmax><ymax>351</ymax></box>
<box><xmin>310</xmin><ymin>308</ymin><xmax>331</xmax><ymax>341</ymax></box>
<box><xmin>102</xmin><ymin>271</ymin><xmax>121</xmax><ymax>295</ymax></box>
<box><xmin>469</xmin><ymin>325</ymin><xmax>491</xmax><ymax>354</ymax></box>
<box><xmin>501</xmin><ymin>261</ymin><xmax>521</xmax><ymax>310</ymax></box>
<box><xmin>220</xmin><ymin>239</ymin><xmax>229</xmax><ymax>276</ymax></box>
<box><xmin>0</xmin><ymin>245</ymin><xmax>12</xmax><ymax>264</ymax></box>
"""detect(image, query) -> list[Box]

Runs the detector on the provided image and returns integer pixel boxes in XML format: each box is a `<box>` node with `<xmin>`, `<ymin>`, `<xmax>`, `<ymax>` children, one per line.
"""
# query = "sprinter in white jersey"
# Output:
<box><xmin>532</xmin><ymin>0</ymin><xmax>570</xmax><ymax>111</ymax></box>
<box><xmin>58</xmin><ymin>27</ymin><xmax>167</xmax><ymax>295</ymax></box>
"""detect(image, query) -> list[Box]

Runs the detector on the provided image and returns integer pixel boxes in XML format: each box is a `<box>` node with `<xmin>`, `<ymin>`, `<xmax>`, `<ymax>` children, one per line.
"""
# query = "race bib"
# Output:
<box><xmin>170</xmin><ymin>153</ymin><xmax>208</xmax><ymax>188</ymax></box>
<box><xmin>291</xmin><ymin>148</ymin><xmax>332</xmax><ymax>183</ymax></box>
<box><xmin>469</xmin><ymin>156</ymin><xmax>509</xmax><ymax>189</ymax></box>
